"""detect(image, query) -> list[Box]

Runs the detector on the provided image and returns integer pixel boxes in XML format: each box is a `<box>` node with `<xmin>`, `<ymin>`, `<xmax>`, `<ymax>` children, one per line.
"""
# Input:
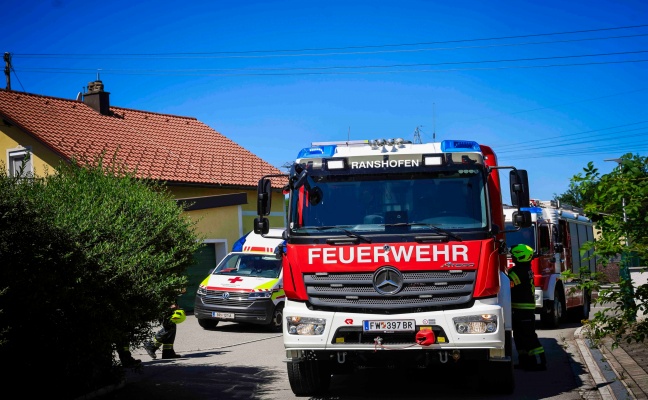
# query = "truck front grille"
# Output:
<box><xmin>304</xmin><ymin>270</ymin><xmax>475</xmax><ymax>313</ymax></box>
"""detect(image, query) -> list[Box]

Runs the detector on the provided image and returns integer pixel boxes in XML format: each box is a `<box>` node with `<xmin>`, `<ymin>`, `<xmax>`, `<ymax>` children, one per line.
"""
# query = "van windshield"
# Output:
<box><xmin>213</xmin><ymin>253</ymin><xmax>282</xmax><ymax>279</ymax></box>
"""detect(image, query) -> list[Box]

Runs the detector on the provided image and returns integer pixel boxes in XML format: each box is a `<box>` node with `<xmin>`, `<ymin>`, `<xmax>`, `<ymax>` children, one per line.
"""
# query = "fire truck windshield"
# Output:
<box><xmin>289</xmin><ymin>170</ymin><xmax>487</xmax><ymax>234</ymax></box>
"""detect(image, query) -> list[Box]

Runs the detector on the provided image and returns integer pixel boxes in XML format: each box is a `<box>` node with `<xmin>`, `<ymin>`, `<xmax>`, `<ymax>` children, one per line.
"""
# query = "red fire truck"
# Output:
<box><xmin>503</xmin><ymin>200</ymin><xmax>596</xmax><ymax>328</ymax></box>
<box><xmin>254</xmin><ymin>138</ymin><xmax>531</xmax><ymax>395</ymax></box>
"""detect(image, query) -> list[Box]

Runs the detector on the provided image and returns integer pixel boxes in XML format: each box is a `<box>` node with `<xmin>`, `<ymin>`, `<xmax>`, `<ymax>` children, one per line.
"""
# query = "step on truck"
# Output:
<box><xmin>254</xmin><ymin>138</ymin><xmax>532</xmax><ymax>396</ymax></box>
<box><xmin>503</xmin><ymin>200</ymin><xmax>596</xmax><ymax>329</ymax></box>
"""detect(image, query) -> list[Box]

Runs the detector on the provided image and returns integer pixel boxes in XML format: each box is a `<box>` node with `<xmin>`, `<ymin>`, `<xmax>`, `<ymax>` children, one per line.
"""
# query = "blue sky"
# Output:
<box><xmin>3</xmin><ymin>0</ymin><xmax>647</xmax><ymax>204</ymax></box>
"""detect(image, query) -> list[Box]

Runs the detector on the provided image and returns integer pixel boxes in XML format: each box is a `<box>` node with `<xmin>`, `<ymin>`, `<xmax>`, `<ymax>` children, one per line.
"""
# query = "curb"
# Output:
<box><xmin>574</xmin><ymin>326</ymin><xmax>617</xmax><ymax>400</ymax></box>
<box><xmin>599</xmin><ymin>338</ymin><xmax>648</xmax><ymax>399</ymax></box>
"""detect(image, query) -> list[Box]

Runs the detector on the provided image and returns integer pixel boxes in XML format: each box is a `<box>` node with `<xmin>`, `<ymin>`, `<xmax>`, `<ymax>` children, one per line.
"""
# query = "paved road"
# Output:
<box><xmin>93</xmin><ymin>315</ymin><xmax>599</xmax><ymax>400</ymax></box>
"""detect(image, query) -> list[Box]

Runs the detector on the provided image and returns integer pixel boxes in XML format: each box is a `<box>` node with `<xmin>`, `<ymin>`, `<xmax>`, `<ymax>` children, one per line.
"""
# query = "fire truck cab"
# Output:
<box><xmin>255</xmin><ymin>138</ymin><xmax>532</xmax><ymax>396</ymax></box>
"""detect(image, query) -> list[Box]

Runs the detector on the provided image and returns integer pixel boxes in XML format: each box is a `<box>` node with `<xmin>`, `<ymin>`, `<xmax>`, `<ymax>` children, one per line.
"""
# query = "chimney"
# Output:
<box><xmin>83</xmin><ymin>78</ymin><xmax>110</xmax><ymax>115</ymax></box>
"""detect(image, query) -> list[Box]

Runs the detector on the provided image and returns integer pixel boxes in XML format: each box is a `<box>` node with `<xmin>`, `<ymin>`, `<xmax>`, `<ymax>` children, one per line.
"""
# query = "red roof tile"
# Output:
<box><xmin>0</xmin><ymin>89</ymin><xmax>284</xmax><ymax>187</ymax></box>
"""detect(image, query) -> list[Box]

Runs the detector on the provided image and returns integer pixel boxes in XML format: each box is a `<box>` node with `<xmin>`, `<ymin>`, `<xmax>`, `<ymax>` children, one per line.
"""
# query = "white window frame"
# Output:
<box><xmin>7</xmin><ymin>146</ymin><xmax>33</xmax><ymax>177</ymax></box>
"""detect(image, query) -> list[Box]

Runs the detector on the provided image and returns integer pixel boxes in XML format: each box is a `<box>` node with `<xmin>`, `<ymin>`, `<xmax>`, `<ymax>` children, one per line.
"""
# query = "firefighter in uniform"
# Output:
<box><xmin>116</xmin><ymin>341</ymin><xmax>141</xmax><ymax>367</ymax></box>
<box><xmin>144</xmin><ymin>305</ymin><xmax>186</xmax><ymax>359</ymax></box>
<box><xmin>508</xmin><ymin>243</ymin><xmax>547</xmax><ymax>371</ymax></box>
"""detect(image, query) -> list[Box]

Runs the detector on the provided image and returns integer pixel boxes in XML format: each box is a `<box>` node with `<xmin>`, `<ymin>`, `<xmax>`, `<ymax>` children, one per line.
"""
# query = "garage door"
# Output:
<box><xmin>178</xmin><ymin>243</ymin><xmax>217</xmax><ymax>312</ymax></box>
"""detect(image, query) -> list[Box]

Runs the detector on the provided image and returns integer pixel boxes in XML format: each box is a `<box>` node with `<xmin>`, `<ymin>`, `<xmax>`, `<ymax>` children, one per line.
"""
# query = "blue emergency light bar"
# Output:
<box><xmin>296</xmin><ymin>139</ymin><xmax>481</xmax><ymax>159</ymax></box>
<box><xmin>231</xmin><ymin>232</ymin><xmax>251</xmax><ymax>252</ymax></box>
<box><xmin>297</xmin><ymin>145</ymin><xmax>337</xmax><ymax>159</ymax></box>
<box><xmin>520</xmin><ymin>207</ymin><xmax>543</xmax><ymax>213</ymax></box>
<box><xmin>440</xmin><ymin>140</ymin><xmax>481</xmax><ymax>152</ymax></box>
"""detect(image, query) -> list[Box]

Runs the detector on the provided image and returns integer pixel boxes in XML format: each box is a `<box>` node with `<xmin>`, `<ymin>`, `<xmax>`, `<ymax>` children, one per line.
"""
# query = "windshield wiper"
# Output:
<box><xmin>384</xmin><ymin>223</ymin><xmax>463</xmax><ymax>242</ymax></box>
<box><xmin>303</xmin><ymin>226</ymin><xmax>372</xmax><ymax>243</ymax></box>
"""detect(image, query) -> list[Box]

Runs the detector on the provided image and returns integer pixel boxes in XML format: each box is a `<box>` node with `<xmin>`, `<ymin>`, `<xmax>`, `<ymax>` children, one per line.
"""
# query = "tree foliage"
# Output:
<box><xmin>0</xmin><ymin>157</ymin><xmax>202</xmax><ymax>397</ymax></box>
<box><xmin>553</xmin><ymin>179</ymin><xmax>597</xmax><ymax>210</ymax></box>
<box><xmin>570</xmin><ymin>154</ymin><xmax>648</xmax><ymax>347</ymax></box>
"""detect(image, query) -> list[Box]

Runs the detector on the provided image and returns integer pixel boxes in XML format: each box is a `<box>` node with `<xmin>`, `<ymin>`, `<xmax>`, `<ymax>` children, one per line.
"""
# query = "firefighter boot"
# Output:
<box><xmin>162</xmin><ymin>344</ymin><xmax>182</xmax><ymax>359</ymax></box>
<box><xmin>526</xmin><ymin>352</ymin><xmax>547</xmax><ymax>371</ymax></box>
<box><xmin>120</xmin><ymin>354</ymin><xmax>142</xmax><ymax>368</ymax></box>
<box><xmin>118</xmin><ymin>348</ymin><xmax>142</xmax><ymax>368</ymax></box>
<box><xmin>144</xmin><ymin>341</ymin><xmax>159</xmax><ymax>360</ymax></box>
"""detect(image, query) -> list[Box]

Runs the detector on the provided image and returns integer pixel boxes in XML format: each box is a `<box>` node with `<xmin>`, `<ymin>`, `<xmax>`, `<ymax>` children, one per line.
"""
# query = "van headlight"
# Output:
<box><xmin>453</xmin><ymin>314</ymin><xmax>498</xmax><ymax>334</ymax></box>
<box><xmin>248</xmin><ymin>291</ymin><xmax>272</xmax><ymax>299</ymax></box>
<box><xmin>196</xmin><ymin>286</ymin><xmax>207</xmax><ymax>296</ymax></box>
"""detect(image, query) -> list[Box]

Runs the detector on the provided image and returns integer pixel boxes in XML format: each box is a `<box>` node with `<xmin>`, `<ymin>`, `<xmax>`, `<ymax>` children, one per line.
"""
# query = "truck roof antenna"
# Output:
<box><xmin>433</xmin><ymin>102</ymin><xmax>436</xmax><ymax>141</ymax></box>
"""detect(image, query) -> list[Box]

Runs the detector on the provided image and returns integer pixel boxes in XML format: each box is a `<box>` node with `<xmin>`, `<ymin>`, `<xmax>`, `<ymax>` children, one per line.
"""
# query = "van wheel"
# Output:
<box><xmin>268</xmin><ymin>304</ymin><xmax>284</xmax><ymax>332</ymax></box>
<box><xmin>198</xmin><ymin>319</ymin><xmax>219</xmax><ymax>330</ymax></box>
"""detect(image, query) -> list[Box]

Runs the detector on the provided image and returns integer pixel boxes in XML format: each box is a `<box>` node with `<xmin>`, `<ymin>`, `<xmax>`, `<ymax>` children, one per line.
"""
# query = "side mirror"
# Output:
<box><xmin>254</xmin><ymin>217</ymin><xmax>269</xmax><ymax>235</ymax></box>
<box><xmin>509</xmin><ymin>170</ymin><xmax>530</xmax><ymax>208</ymax></box>
<box><xmin>257</xmin><ymin>178</ymin><xmax>272</xmax><ymax>216</ymax></box>
<box><xmin>512</xmin><ymin>210</ymin><xmax>532</xmax><ymax>228</ymax></box>
<box><xmin>309</xmin><ymin>186</ymin><xmax>323</xmax><ymax>205</ymax></box>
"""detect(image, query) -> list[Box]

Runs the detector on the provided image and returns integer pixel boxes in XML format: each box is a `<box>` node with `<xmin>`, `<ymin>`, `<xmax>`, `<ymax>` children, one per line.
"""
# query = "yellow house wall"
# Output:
<box><xmin>1</xmin><ymin>123</ymin><xmax>61</xmax><ymax>176</ymax></box>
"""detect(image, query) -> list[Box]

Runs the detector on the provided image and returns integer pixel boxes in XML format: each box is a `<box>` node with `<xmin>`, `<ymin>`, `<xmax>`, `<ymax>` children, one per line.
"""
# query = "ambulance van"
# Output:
<box><xmin>194</xmin><ymin>229</ymin><xmax>285</xmax><ymax>332</ymax></box>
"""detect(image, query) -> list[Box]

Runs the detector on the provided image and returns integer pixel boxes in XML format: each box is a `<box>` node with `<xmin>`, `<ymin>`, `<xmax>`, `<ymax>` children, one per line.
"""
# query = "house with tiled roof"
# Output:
<box><xmin>0</xmin><ymin>80</ymin><xmax>286</xmax><ymax>310</ymax></box>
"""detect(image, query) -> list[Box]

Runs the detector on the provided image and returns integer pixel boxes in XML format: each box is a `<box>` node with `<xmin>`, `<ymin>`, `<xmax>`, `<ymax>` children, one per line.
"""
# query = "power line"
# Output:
<box><xmin>15</xmin><ymin>49</ymin><xmax>648</xmax><ymax>73</ymax></box>
<box><xmin>13</xmin><ymin>58</ymin><xmax>648</xmax><ymax>77</ymax></box>
<box><xmin>12</xmin><ymin>33</ymin><xmax>648</xmax><ymax>60</ymax></box>
<box><xmin>459</xmin><ymin>89</ymin><xmax>648</xmax><ymax>126</ymax></box>
<box><xmin>11</xmin><ymin>23</ymin><xmax>648</xmax><ymax>58</ymax></box>
<box><xmin>496</xmin><ymin>121</ymin><xmax>648</xmax><ymax>150</ymax></box>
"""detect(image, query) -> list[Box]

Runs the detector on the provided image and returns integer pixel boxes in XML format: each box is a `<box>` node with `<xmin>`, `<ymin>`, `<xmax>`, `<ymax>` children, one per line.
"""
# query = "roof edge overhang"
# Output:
<box><xmin>176</xmin><ymin>192</ymin><xmax>247</xmax><ymax>211</ymax></box>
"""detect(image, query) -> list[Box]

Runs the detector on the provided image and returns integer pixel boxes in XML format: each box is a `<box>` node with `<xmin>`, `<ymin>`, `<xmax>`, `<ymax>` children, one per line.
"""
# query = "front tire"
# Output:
<box><xmin>541</xmin><ymin>289</ymin><xmax>564</xmax><ymax>329</ymax></box>
<box><xmin>287</xmin><ymin>355</ymin><xmax>331</xmax><ymax>396</ymax></box>
<box><xmin>479</xmin><ymin>330</ymin><xmax>514</xmax><ymax>394</ymax></box>
<box><xmin>267</xmin><ymin>304</ymin><xmax>284</xmax><ymax>333</ymax></box>
<box><xmin>198</xmin><ymin>318</ymin><xmax>219</xmax><ymax>330</ymax></box>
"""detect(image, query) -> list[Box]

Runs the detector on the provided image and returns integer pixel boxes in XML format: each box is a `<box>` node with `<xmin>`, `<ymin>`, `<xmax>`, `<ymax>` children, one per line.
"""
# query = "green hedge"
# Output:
<box><xmin>0</xmin><ymin>157</ymin><xmax>202</xmax><ymax>397</ymax></box>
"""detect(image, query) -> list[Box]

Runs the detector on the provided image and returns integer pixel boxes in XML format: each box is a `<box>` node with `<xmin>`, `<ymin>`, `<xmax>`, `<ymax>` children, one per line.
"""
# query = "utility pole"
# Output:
<box><xmin>4</xmin><ymin>52</ymin><xmax>11</xmax><ymax>91</ymax></box>
<box><xmin>432</xmin><ymin>102</ymin><xmax>436</xmax><ymax>141</ymax></box>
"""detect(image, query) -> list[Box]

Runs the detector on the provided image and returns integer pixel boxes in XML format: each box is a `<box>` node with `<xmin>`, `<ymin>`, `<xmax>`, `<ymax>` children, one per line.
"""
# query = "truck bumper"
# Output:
<box><xmin>194</xmin><ymin>296</ymin><xmax>278</xmax><ymax>325</ymax></box>
<box><xmin>282</xmin><ymin>298</ymin><xmax>508</xmax><ymax>363</ymax></box>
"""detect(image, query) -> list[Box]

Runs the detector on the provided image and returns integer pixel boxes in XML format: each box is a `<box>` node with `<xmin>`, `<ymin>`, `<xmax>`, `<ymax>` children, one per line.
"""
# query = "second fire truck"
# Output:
<box><xmin>503</xmin><ymin>200</ymin><xmax>596</xmax><ymax>328</ymax></box>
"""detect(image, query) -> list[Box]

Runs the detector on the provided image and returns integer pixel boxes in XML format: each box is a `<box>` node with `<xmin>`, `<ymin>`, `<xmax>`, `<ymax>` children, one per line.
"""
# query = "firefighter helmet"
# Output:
<box><xmin>170</xmin><ymin>309</ymin><xmax>186</xmax><ymax>324</ymax></box>
<box><xmin>510</xmin><ymin>244</ymin><xmax>533</xmax><ymax>263</ymax></box>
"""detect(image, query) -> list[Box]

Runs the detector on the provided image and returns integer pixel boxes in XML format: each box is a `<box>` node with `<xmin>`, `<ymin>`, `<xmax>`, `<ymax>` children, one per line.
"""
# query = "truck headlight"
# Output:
<box><xmin>453</xmin><ymin>314</ymin><xmax>498</xmax><ymax>334</ymax></box>
<box><xmin>286</xmin><ymin>316</ymin><xmax>326</xmax><ymax>335</ymax></box>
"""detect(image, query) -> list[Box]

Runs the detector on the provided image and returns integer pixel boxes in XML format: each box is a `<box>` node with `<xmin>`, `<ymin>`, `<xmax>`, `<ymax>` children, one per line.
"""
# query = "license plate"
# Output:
<box><xmin>363</xmin><ymin>319</ymin><xmax>415</xmax><ymax>332</ymax></box>
<box><xmin>213</xmin><ymin>312</ymin><xmax>234</xmax><ymax>319</ymax></box>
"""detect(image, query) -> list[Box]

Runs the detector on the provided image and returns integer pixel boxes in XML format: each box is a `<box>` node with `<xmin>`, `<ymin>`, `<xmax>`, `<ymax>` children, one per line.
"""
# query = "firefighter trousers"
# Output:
<box><xmin>512</xmin><ymin>308</ymin><xmax>546</xmax><ymax>368</ymax></box>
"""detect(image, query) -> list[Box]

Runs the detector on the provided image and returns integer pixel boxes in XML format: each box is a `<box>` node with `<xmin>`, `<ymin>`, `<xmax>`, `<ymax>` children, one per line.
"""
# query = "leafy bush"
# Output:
<box><xmin>0</xmin><ymin>157</ymin><xmax>201</xmax><ymax>397</ymax></box>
